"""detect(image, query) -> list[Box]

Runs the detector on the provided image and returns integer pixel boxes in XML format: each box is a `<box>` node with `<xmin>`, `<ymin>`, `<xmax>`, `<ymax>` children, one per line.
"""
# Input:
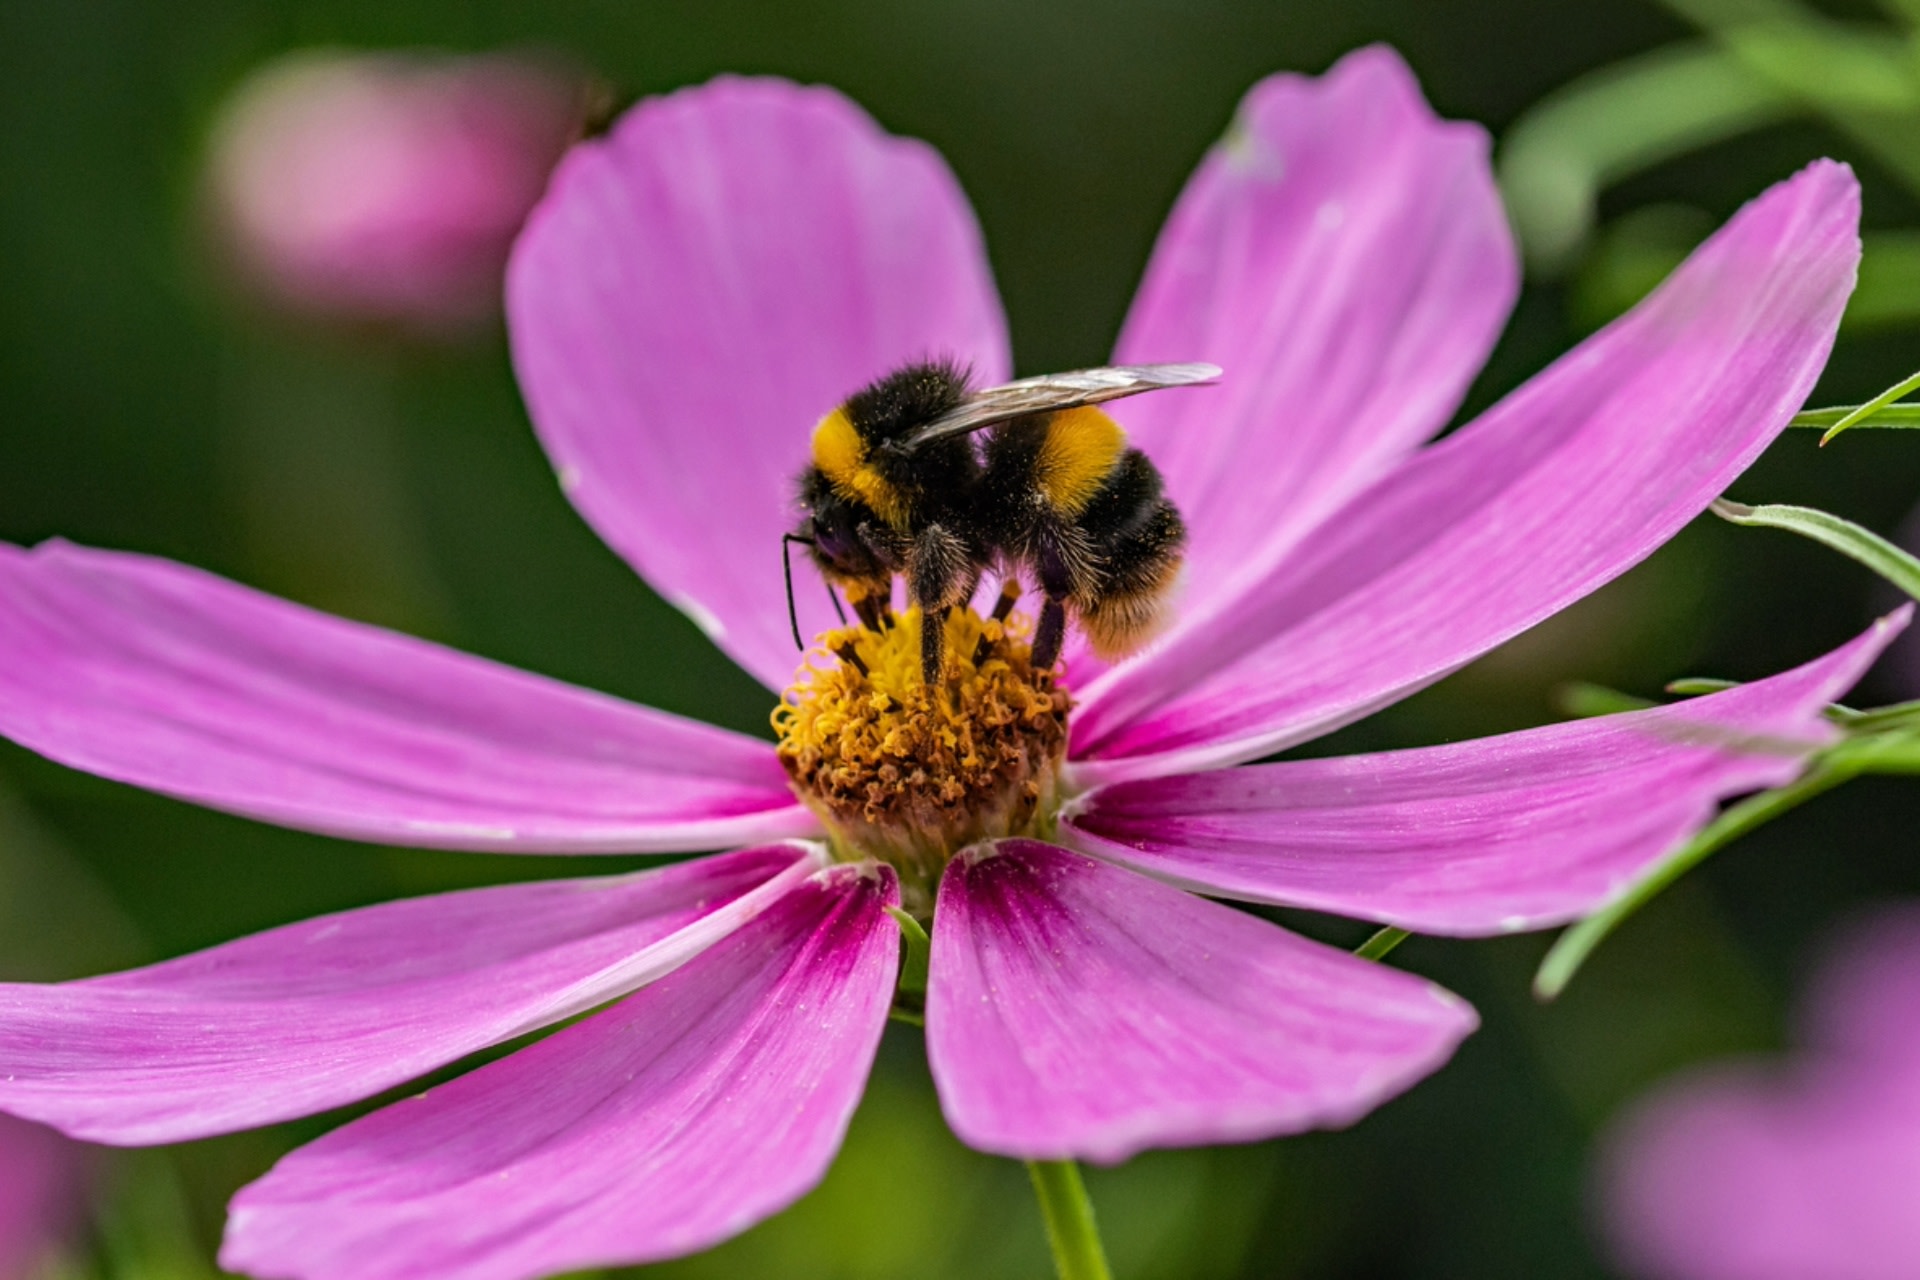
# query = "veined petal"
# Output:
<box><xmin>508</xmin><ymin>77</ymin><xmax>1009</xmax><ymax>691</ymax></box>
<box><xmin>222</xmin><ymin>864</ymin><xmax>899</xmax><ymax>1280</ymax></box>
<box><xmin>1074</xmin><ymin>161</ymin><xmax>1861</xmax><ymax>780</ymax></box>
<box><xmin>1064</xmin><ymin>618</ymin><xmax>1899</xmax><ymax>935</ymax></box>
<box><xmin>926</xmin><ymin>841</ymin><xmax>1473</xmax><ymax>1163</ymax></box>
<box><xmin>1085</xmin><ymin>46</ymin><xmax>1515</xmax><ymax>674</ymax></box>
<box><xmin>0</xmin><ymin>845</ymin><xmax>819</xmax><ymax>1145</ymax></box>
<box><xmin>0</xmin><ymin>541</ymin><xmax>814</xmax><ymax>853</ymax></box>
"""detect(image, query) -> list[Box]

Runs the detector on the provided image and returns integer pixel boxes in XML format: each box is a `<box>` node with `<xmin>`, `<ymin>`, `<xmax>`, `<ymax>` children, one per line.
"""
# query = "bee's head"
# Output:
<box><xmin>806</xmin><ymin>359</ymin><xmax>973</xmax><ymax>529</ymax></box>
<box><xmin>795</xmin><ymin>465</ymin><xmax>885</xmax><ymax>582</ymax></box>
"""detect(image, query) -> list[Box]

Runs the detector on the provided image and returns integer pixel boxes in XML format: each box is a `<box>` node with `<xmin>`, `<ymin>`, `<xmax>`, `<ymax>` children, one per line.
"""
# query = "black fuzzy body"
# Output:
<box><xmin>795</xmin><ymin>362</ymin><xmax>989</xmax><ymax>644</ymax></box>
<box><xmin>979</xmin><ymin>418</ymin><xmax>1184</xmax><ymax>662</ymax></box>
<box><xmin>796</xmin><ymin>359</ymin><xmax>1186</xmax><ymax>676</ymax></box>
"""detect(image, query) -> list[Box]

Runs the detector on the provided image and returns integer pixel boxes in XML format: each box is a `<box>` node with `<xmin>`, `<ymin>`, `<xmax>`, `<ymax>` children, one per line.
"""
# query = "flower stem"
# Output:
<box><xmin>1026</xmin><ymin>1159</ymin><xmax>1113</xmax><ymax>1280</ymax></box>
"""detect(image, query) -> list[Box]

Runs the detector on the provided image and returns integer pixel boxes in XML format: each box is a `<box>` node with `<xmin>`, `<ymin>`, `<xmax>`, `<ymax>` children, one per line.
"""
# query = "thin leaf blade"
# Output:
<box><xmin>1712</xmin><ymin>499</ymin><xmax>1920</xmax><ymax>599</ymax></box>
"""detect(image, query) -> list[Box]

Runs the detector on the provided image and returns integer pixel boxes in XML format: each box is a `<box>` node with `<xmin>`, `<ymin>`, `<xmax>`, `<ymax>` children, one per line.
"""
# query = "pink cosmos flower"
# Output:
<box><xmin>203</xmin><ymin>49</ymin><xmax>581</xmax><ymax>334</ymax></box>
<box><xmin>0</xmin><ymin>46</ymin><xmax>1895</xmax><ymax>1280</ymax></box>
<box><xmin>0</xmin><ymin>1114</ymin><xmax>86</xmax><ymax>1280</ymax></box>
<box><xmin>1599</xmin><ymin>905</ymin><xmax>1920</xmax><ymax>1280</ymax></box>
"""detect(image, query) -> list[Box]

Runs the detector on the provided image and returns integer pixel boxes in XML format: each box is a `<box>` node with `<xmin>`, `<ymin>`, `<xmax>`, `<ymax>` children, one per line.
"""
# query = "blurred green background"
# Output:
<box><xmin>3</xmin><ymin>0</ymin><xmax>1918</xmax><ymax>1276</ymax></box>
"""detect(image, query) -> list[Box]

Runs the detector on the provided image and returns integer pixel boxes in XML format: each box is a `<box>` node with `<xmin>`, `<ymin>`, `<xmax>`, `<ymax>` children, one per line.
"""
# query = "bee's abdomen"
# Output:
<box><xmin>1076</xmin><ymin>449</ymin><xmax>1186</xmax><ymax>659</ymax></box>
<box><xmin>1033</xmin><ymin>406</ymin><xmax>1127</xmax><ymax>518</ymax></box>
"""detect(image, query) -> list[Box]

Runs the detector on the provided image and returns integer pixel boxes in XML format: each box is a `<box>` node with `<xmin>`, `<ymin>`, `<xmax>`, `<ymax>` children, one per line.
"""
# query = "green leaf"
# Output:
<box><xmin>1498</xmin><ymin>42</ymin><xmax>1792</xmax><ymax>272</ymax></box>
<box><xmin>1791</xmin><ymin>404</ymin><xmax>1920</xmax><ymax>430</ymax></box>
<box><xmin>1833</xmin><ymin>697</ymin><xmax>1920</xmax><ymax>732</ymax></box>
<box><xmin>1556</xmin><ymin>682</ymin><xmax>1658</xmax><ymax>718</ymax></box>
<box><xmin>1711</xmin><ymin>498</ymin><xmax>1920</xmax><ymax>599</ymax></box>
<box><xmin>1657</xmin><ymin>0</ymin><xmax>1920</xmax><ymax>195</ymax></box>
<box><xmin>1666</xmin><ymin>676</ymin><xmax>1741</xmax><ymax>694</ymax></box>
<box><xmin>1722</xmin><ymin>25</ymin><xmax>1920</xmax><ymax>111</ymax></box>
<box><xmin>1816</xmin><ymin>367</ymin><xmax>1920</xmax><ymax>443</ymax></box>
<box><xmin>886</xmin><ymin>906</ymin><xmax>930</xmax><ymax>995</ymax></box>
<box><xmin>1834</xmin><ymin>727</ymin><xmax>1920</xmax><ymax>771</ymax></box>
<box><xmin>1354</xmin><ymin>926</ymin><xmax>1411</xmax><ymax>962</ymax></box>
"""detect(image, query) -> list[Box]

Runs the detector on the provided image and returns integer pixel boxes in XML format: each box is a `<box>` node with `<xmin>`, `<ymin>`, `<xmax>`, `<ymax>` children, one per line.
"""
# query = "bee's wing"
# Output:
<box><xmin>896</xmin><ymin>363</ymin><xmax>1220</xmax><ymax>449</ymax></box>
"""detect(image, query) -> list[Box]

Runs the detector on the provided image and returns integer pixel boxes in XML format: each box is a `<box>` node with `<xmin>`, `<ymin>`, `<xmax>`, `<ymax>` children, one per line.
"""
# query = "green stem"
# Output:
<box><xmin>1817</xmin><ymin>367</ymin><xmax>1920</xmax><ymax>443</ymax></box>
<box><xmin>1026</xmin><ymin>1160</ymin><xmax>1113</xmax><ymax>1280</ymax></box>
<box><xmin>1355</xmin><ymin>925</ymin><xmax>1412</xmax><ymax>962</ymax></box>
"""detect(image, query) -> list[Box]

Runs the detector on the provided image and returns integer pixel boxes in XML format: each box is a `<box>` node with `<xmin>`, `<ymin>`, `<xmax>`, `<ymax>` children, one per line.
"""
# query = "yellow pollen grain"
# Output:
<box><xmin>772</xmin><ymin>603</ymin><xmax>1070</xmax><ymax>914</ymax></box>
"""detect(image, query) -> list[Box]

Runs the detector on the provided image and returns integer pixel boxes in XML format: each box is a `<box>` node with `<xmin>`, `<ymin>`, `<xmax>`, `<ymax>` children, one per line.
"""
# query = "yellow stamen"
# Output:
<box><xmin>773</xmin><ymin>604</ymin><xmax>1069</xmax><ymax>916</ymax></box>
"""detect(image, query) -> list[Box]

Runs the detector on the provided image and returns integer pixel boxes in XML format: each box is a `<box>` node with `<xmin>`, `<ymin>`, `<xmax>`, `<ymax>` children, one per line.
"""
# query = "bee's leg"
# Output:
<box><xmin>851</xmin><ymin>592</ymin><xmax>887</xmax><ymax>632</ymax></box>
<box><xmin>972</xmin><ymin>579</ymin><xmax>1022</xmax><ymax>665</ymax></box>
<box><xmin>1030</xmin><ymin>544</ymin><xmax>1075</xmax><ymax>675</ymax></box>
<box><xmin>840</xmin><ymin>580</ymin><xmax>889</xmax><ymax>633</ymax></box>
<box><xmin>991</xmin><ymin>577</ymin><xmax>1022</xmax><ymax>621</ymax></box>
<box><xmin>1032</xmin><ymin>596</ymin><xmax>1067</xmax><ymax>674</ymax></box>
<box><xmin>920</xmin><ymin>611</ymin><xmax>944</xmax><ymax>688</ymax></box>
<box><xmin>908</xmin><ymin>525</ymin><xmax>973</xmax><ymax>685</ymax></box>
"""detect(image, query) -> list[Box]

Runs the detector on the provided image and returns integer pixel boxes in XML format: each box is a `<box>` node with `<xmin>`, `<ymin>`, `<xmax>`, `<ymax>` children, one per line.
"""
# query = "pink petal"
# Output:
<box><xmin>925</xmin><ymin>840</ymin><xmax>1474</xmax><ymax>1163</ymax></box>
<box><xmin>1600</xmin><ymin>1062</ymin><xmax>1920</xmax><ymax>1280</ymax></box>
<box><xmin>1073</xmin><ymin>161</ymin><xmax>1861</xmax><ymax>781</ymax></box>
<box><xmin>0</xmin><ymin>844</ymin><xmax>819</xmax><ymax>1144</ymax></box>
<box><xmin>1601</xmin><ymin>906</ymin><xmax>1920</xmax><ymax>1279</ymax></box>
<box><xmin>0</xmin><ymin>1115</ymin><xmax>87</xmax><ymax>1278</ymax></box>
<box><xmin>0</xmin><ymin>540</ymin><xmax>815</xmax><ymax>852</ymax></box>
<box><xmin>1799</xmin><ymin>902</ymin><xmax>1920</xmax><ymax>1068</ymax></box>
<box><xmin>1081</xmin><ymin>46</ymin><xmax>1515</xmax><ymax>675</ymax></box>
<box><xmin>1064</xmin><ymin>616</ymin><xmax>1901</xmax><ymax>935</ymax></box>
<box><xmin>508</xmin><ymin>77</ymin><xmax>1009</xmax><ymax>691</ymax></box>
<box><xmin>221</xmin><ymin>863</ymin><xmax>899</xmax><ymax>1280</ymax></box>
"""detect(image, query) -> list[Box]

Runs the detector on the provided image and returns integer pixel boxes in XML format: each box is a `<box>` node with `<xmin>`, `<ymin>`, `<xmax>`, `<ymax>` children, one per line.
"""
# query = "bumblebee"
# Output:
<box><xmin>791</xmin><ymin>359</ymin><xmax>1217</xmax><ymax>683</ymax></box>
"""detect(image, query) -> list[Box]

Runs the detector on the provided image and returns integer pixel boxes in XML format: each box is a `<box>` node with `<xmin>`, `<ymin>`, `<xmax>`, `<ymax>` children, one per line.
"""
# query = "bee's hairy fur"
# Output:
<box><xmin>796</xmin><ymin>358</ymin><xmax>1188</xmax><ymax>682</ymax></box>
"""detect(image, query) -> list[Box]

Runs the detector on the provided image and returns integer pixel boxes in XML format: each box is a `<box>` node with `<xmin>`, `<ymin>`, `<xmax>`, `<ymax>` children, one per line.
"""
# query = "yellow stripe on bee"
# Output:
<box><xmin>1035</xmin><ymin>406</ymin><xmax>1126</xmax><ymax>518</ymax></box>
<box><xmin>811</xmin><ymin>408</ymin><xmax>909</xmax><ymax>528</ymax></box>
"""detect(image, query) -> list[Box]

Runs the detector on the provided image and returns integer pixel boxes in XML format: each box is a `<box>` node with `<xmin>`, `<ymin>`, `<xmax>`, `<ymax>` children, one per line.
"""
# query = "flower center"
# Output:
<box><xmin>773</xmin><ymin>603</ymin><xmax>1070</xmax><ymax>916</ymax></box>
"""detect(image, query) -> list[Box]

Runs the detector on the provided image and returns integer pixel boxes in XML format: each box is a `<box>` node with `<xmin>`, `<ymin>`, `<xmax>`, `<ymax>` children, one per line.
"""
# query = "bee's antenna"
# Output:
<box><xmin>825</xmin><ymin>582</ymin><xmax>847</xmax><ymax>626</ymax></box>
<box><xmin>782</xmin><ymin>533</ymin><xmax>812</xmax><ymax>651</ymax></box>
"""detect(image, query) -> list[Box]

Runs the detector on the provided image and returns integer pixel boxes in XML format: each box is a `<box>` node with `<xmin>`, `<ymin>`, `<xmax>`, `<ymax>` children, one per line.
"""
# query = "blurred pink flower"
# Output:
<box><xmin>1600</xmin><ymin>905</ymin><xmax>1920</xmax><ymax>1280</ymax></box>
<box><xmin>0</xmin><ymin>1115</ymin><xmax>86</xmax><ymax>1280</ymax></box>
<box><xmin>0</xmin><ymin>47</ymin><xmax>1891</xmax><ymax>1280</ymax></box>
<box><xmin>204</xmin><ymin>49</ymin><xmax>581</xmax><ymax>334</ymax></box>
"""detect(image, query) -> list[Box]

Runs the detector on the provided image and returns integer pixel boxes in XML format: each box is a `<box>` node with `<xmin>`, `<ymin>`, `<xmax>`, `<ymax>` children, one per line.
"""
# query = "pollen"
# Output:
<box><xmin>773</xmin><ymin>603</ymin><xmax>1070</xmax><ymax>915</ymax></box>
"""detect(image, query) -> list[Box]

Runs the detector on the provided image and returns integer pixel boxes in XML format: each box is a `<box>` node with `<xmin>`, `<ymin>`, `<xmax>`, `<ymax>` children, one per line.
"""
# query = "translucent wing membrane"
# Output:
<box><xmin>898</xmin><ymin>363</ymin><xmax>1221</xmax><ymax>448</ymax></box>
